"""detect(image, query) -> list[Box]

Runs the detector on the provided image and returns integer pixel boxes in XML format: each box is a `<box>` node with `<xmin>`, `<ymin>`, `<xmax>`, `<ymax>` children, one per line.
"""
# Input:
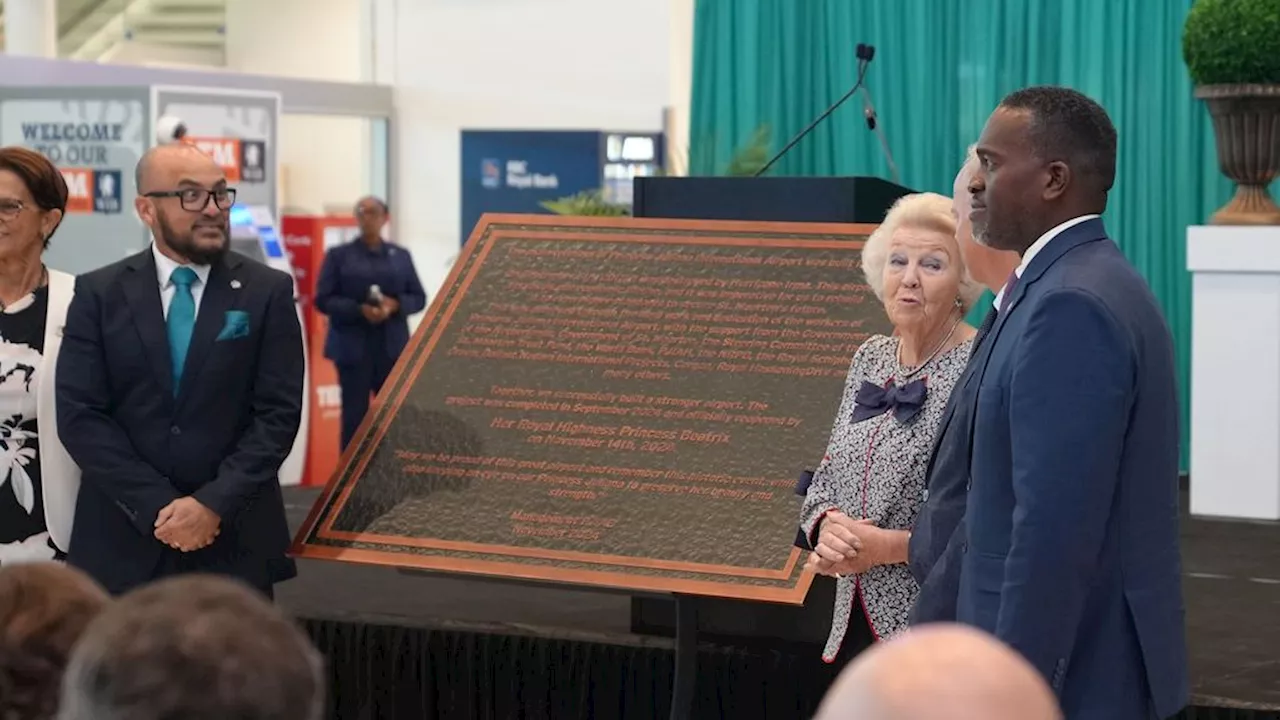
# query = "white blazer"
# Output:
<box><xmin>39</xmin><ymin>269</ymin><xmax>79</xmax><ymax>553</ymax></box>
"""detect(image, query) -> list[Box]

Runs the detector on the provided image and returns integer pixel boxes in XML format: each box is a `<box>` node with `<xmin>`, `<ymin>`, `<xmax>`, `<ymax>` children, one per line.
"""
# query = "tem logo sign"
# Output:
<box><xmin>185</xmin><ymin>137</ymin><xmax>267</xmax><ymax>184</ymax></box>
<box><xmin>62</xmin><ymin>169</ymin><xmax>124</xmax><ymax>215</ymax></box>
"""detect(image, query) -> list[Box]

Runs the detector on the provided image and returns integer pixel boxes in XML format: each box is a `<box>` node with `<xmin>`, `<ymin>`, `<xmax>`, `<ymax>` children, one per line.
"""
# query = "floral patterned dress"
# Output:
<box><xmin>800</xmin><ymin>334</ymin><xmax>973</xmax><ymax>660</ymax></box>
<box><xmin>0</xmin><ymin>286</ymin><xmax>58</xmax><ymax>565</ymax></box>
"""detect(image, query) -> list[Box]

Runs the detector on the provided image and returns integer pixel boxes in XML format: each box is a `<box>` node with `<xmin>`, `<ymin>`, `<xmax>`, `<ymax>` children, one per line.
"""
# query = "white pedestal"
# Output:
<box><xmin>1188</xmin><ymin>226</ymin><xmax>1280</xmax><ymax>520</ymax></box>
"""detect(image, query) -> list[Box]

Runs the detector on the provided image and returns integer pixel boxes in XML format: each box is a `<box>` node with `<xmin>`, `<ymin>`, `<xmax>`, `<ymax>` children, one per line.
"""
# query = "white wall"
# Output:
<box><xmin>217</xmin><ymin>0</ymin><xmax>696</xmax><ymax>315</ymax></box>
<box><xmin>667</xmin><ymin>0</ymin><xmax>694</xmax><ymax>175</ymax></box>
<box><xmin>225</xmin><ymin>0</ymin><xmax>363</xmax><ymax>83</ymax></box>
<box><xmin>104</xmin><ymin>42</ymin><xmax>225</xmax><ymax>69</ymax></box>
<box><xmin>385</xmin><ymin>0</ymin><xmax>693</xmax><ymax>314</ymax></box>
<box><xmin>225</xmin><ymin>0</ymin><xmax>372</xmax><ymax>215</ymax></box>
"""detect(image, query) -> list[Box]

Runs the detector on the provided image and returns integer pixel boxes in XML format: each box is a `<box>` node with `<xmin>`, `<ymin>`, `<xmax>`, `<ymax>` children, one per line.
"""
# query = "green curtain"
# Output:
<box><xmin>691</xmin><ymin>0</ymin><xmax>1237</xmax><ymax>470</ymax></box>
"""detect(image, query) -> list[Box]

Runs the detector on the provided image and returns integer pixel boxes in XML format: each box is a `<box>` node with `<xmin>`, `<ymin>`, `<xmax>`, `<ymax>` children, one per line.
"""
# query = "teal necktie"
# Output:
<box><xmin>167</xmin><ymin>266</ymin><xmax>198</xmax><ymax>395</ymax></box>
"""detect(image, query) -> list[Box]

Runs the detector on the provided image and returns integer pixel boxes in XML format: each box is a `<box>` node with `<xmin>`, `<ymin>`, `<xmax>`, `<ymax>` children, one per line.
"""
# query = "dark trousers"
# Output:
<box><xmin>151</xmin><ymin>548</ymin><xmax>276</xmax><ymax>601</ymax></box>
<box><xmin>337</xmin><ymin>349</ymin><xmax>396</xmax><ymax>450</ymax></box>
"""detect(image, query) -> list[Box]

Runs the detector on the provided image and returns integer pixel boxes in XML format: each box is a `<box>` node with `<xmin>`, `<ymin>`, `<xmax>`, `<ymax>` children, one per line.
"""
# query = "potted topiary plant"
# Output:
<box><xmin>1183</xmin><ymin>0</ymin><xmax>1280</xmax><ymax>224</ymax></box>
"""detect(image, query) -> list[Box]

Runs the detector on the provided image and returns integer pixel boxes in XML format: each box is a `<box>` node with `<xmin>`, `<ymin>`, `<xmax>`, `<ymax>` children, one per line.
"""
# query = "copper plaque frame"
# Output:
<box><xmin>291</xmin><ymin>214</ymin><xmax>888</xmax><ymax>604</ymax></box>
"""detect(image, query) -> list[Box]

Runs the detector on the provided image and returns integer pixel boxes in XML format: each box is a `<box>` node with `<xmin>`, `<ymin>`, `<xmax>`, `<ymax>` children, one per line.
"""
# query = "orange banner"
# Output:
<box><xmin>283</xmin><ymin>214</ymin><xmax>356</xmax><ymax>487</ymax></box>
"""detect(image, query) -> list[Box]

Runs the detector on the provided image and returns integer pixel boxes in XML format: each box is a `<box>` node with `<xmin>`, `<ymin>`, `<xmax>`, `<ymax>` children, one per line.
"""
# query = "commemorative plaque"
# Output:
<box><xmin>291</xmin><ymin>214</ymin><xmax>892</xmax><ymax>603</ymax></box>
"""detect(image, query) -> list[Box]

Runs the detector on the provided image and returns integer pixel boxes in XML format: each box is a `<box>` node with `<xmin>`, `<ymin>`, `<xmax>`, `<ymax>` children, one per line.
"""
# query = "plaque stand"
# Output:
<box><xmin>669</xmin><ymin>595</ymin><xmax>698</xmax><ymax>720</ymax></box>
<box><xmin>286</xmin><ymin>215</ymin><xmax>880</xmax><ymax>712</ymax></box>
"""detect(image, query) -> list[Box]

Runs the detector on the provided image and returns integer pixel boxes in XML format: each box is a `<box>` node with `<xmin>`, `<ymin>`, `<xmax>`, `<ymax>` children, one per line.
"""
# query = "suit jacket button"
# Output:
<box><xmin>170</xmin><ymin>425</ymin><xmax>181</xmax><ymax>436</ymax></box>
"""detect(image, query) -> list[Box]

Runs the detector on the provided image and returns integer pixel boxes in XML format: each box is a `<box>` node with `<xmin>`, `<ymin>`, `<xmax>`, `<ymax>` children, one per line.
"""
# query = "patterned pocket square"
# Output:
<box><xmin>216</xmin><ymin>310</ymin><xmax>251</xmax><ymax>341</ymax></box>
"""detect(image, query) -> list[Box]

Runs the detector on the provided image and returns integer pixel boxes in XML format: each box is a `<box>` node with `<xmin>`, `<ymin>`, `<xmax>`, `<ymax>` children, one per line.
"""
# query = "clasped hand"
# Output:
<box><xmin>361</xmin><ymin>296</ymin><xmax>399</xmax><ymax>325</ymax></box>
<box><xmin>804</xmin><ymin>510</ymin><xmax>885</xmax><ymax>578</ymax></box>
<box><xmin>154</xmin><ymin>497</ymin><xmax>220</xmax><ymax>552</ymax></box>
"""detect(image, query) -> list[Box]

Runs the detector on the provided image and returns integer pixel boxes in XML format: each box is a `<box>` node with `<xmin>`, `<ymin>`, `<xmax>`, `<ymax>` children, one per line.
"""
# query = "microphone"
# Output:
<box><xmin>859</xmin><ymin>85</ymin><xmax>901</xmax><ymax>184</ymax></box>
<box><xmin>754</xmin><ymin>43</ymin><xmax>876</xmax><ymax>177</ymax></box>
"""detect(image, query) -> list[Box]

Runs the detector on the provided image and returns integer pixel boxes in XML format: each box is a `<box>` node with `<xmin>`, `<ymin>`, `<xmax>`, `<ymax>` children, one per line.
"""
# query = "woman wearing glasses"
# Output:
<box><xmin>0</xmin><ymin>146</ymin><xmax>79</xmax><ymax>567</ymax></box>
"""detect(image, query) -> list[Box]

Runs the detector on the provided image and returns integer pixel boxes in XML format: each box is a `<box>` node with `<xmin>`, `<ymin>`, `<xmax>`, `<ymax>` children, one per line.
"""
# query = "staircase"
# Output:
<box><xmin>1</xmin><ymin>0</ymin><xmax>226</xmax><ymax>67</ymax></box>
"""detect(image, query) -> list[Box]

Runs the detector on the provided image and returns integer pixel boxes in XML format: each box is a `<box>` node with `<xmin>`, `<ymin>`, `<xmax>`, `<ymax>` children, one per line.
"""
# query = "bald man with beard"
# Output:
<box><xmin>813</xmin><ymin>624</ymin><xmax>1062</xmax><ymax>720</ymax></box>
<box><xmin>57</xmin><ymin>143</ymin><xmax>303</xmax><ymax>598</ymax></box>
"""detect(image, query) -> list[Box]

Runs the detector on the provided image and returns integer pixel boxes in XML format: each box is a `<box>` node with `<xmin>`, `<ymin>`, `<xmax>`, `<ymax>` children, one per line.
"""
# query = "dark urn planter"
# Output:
<box><xmin>1197</xmin><ymin>84</ymin><xmax>1280</xmax><ymax>225</ymax></box>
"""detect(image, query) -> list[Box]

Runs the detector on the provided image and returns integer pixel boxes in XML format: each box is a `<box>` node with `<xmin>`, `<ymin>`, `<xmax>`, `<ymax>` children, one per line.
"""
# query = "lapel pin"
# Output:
<box><xmin>230</xmin><ymin>280</ymin><xmax>242</xmax><ymax>289</ymax></box>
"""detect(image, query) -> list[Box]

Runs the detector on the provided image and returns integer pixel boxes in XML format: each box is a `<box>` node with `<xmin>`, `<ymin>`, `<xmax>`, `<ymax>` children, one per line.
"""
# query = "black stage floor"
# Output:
<box><xmin>278</xmin><ymin>487</ymin><xmax>1280</xmax><ymax>715</ymax></box>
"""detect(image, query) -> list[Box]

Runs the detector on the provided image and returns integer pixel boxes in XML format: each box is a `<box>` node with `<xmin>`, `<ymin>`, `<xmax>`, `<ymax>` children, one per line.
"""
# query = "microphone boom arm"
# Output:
<box><xmin>860</xmin><ymin>85</ymin><xmax>900</xmax><ymax>185</ymax></box>
<box><xmin>753</xmin><ymin>59</ymin><xmax>870</xmax><ymax>177</ymax></box>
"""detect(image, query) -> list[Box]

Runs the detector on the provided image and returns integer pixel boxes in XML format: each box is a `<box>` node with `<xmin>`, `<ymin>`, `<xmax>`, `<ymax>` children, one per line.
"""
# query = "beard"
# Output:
<box><xmin>973</xmin><ymin>207</ymin><xmax>1032</xmax><ymax>254</ymax></box>
<box><xmin>971</xmin><ymin>223</ymin><xmax>991</xmax><ymax>248</ymax></box>
<box><xmin>157</xmin><ymin>211</ymin><xmax>228</xmax><ymax>266</ymax></box>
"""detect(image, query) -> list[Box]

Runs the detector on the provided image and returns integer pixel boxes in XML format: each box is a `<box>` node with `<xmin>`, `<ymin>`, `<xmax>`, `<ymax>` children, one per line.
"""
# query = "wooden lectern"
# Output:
<box><xmin>633</xmin><ymin>175</ymin><xmax>913</xmax><ymax>224</ymax></box>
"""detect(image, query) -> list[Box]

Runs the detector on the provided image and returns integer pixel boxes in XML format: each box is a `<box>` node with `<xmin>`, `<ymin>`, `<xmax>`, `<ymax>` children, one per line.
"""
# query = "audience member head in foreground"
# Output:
<box><xmin>58</xmin><ymin>575</ymin><xmax>324</xmax><ymax>720</ymax></box>
<box><xmin>0</xmin><ymin>562</ymin><xmax>109</xmax><ymax>720</ymax></box>
<box><xmin>813</xmin><ymin>623</ymin><xmax>1061</xmax><ymax>720</ymax></box>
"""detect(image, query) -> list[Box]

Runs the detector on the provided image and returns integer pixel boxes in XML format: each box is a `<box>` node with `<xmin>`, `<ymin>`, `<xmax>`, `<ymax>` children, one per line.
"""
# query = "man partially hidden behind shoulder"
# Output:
<box><xmin>56</xmin><ymin>143</ymin><xmax>304</xmax><ymax>598</ymax></box>
<box><xmin>955</xmin><ymin>86</ymin><xmax>1188</xmax><ymax>719</ymax></box>
<box><xmin>906</xmin><ymin>146</ymin><xmax>1019</xmax><ymax>626</ymax></box>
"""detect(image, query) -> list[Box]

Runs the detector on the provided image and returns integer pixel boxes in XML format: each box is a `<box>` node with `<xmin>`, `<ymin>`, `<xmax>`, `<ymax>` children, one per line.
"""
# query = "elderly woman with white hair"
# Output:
<box><xmin>799</xmin><ymin>191</ymin><xmax>982</xmax><ymax>666</ymax></box>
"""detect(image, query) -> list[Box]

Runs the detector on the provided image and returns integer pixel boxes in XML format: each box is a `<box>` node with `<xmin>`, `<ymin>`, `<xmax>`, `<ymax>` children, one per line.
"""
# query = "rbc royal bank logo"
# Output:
<box><xmin>481</xmin><ymin>158</ymin><xmax>501</xmax><ymax>189</ymax></box>
<box><xmin>61</xmin><ymin>168</ymin><xmax>123</xmax><ymax>215</ymax></box>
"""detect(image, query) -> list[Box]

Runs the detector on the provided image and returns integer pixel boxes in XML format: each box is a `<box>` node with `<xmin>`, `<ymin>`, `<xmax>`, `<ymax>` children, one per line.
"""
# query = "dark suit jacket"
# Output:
<box><xmin>907</xmin><ymin>308</ymin><xmax>995</xmax><ymax>625</ymax></box>
<box><xmin>56</xmin><ymin>249</ymin><xmax>304</xmax><ymax>595</ymax></box>
<box><xmin>314</xmin><ymin>239</ymin><xmax>426</xmax><ymax>366</ymax></box>
<box><xmin>956</xmin><ymin>219</ymin><xmax>1188</xmax><ymax>719</ymax></box>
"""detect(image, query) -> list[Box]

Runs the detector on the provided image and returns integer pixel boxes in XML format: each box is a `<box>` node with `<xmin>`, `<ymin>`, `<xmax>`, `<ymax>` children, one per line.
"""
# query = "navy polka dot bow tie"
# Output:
<box><xmin>851</xmin><ymin>378</ymin><xmax>928</xmax><ymax>424</ymax></box>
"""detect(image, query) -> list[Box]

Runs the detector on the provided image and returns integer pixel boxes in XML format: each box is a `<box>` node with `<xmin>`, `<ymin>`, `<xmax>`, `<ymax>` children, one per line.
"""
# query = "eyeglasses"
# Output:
<box><xmin>0</xmin><ymin>200</ymin><xmax>25</xmax><ymax>221</ymax></box>
<box><xmin>144</xmin><ymin>187</ymin><xmax>237</xmax><ymax>212</ymax></box>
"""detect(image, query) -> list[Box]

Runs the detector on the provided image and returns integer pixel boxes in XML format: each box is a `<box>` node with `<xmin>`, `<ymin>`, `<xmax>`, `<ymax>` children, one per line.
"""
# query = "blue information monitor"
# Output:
<box><xmin>459</xmin><ymin>129</ymin><xmax>663</xmax><ymax>246</ymax></box>
<box><xmin>224</xmin><ymin>202</ymin><xmax>309</xmax><ymax>489</ymax></box>
<box><xmin>229</xmin><ymin>203</ymin><xmax>292</xmax><ymax>279</ymax></box>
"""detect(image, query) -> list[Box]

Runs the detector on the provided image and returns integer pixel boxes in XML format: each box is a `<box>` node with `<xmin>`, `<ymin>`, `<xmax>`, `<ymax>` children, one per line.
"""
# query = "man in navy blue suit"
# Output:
<box><xmin>955</xmin><ymin>87</ymin><xmax>1188</xmax><ymax>719</ymax></box>
<box><xmin>56</xmin><ymin>143</ymin><xmax>303</xmax><ymax>598</ymax></box>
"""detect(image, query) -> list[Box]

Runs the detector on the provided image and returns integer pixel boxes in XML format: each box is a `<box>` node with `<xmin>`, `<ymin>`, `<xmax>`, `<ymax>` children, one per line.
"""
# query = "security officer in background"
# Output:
<box><xmin>314</xmin><ymin>196</ymin><xmax>427</xmax><ymax>449</ymax></box>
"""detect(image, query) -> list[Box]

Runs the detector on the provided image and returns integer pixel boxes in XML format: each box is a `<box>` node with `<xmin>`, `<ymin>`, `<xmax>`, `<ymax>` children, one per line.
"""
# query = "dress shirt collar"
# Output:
<box><xmin>152</xmin><ymin>242</ymin><xmax>211</xmax><ymax>289</ymax></box>
<box><xmin>355</xmin><ymin>237</ymin><xmax>391</xmax><ymax>257</ymax></box>
<box><xmin>992</xmin><ymin>214</ymin><xmax>1099</xmax><ymax>310</ymax></box>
